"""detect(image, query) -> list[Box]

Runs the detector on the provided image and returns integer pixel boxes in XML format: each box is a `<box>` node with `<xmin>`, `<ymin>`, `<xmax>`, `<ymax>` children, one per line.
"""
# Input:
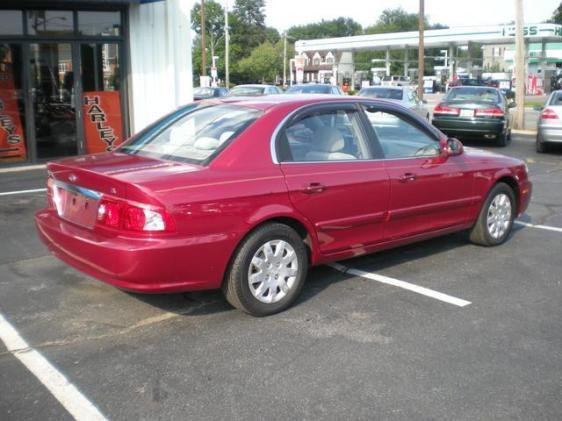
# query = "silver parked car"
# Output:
<box><xmin>537</xmin><ymin>90</ymin><xmax>562</xmax><ymax>152</ymax></box>
<box><xmin>285</xmin><ymin>84</ymin><xmax>344</xmax><ymax>95</ymax></box>
<box><xmin>227</xmin><ymin>84</ymin><xmax>282</xmax><ymax>96</ymax></box>
<box><xmin>358</xmin><ymin>86</ymin><xmax>430</xmax><ymax>120</ymax></box>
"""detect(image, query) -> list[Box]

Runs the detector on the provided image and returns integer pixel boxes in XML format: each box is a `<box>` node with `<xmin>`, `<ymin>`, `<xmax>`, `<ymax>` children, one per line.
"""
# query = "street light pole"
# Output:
<box><xmin>418</xmin><ymin>0</ymin><xmax>425</xmax><ymax>99</ymax></box>
<box><xmin>201</xmin><ymin>0</ymin><xmax>207</xmax><ymax>77</ymax></box>
<box><xmin>224</xmin><ymin>0</ymin><xmax>225</xmax><ymax>89</ymax></box>
<box><xmin>514</xmin><ymin>0</ymin><xmax>525</xmax><ymax>129</ymax></box>
<box><xmin>283</xmin><ymin>32</ymin><xmax>287</xmax><ymax>87</ymax></box>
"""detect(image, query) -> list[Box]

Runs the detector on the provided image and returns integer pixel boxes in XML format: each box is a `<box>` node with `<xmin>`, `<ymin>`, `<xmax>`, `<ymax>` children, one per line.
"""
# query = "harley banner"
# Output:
<box><xmin>82</xmin><ymin>91</ymin><xmax>123</xmax><ymax>154</ymax></box>
<box><xmin>0</xmin><ymin>65</ymin><xmax>27</xmax><ymax>162</ymax></box>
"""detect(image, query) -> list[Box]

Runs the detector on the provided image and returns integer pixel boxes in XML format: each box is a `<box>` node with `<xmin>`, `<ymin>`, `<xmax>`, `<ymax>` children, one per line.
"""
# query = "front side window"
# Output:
<box><xmin>120</xmin><ymin>105</ymin><xmax>261</xmax><ymax>164</ymax></box>
<box><xmin>363</xmin><ymin>107</ymin><xmax>439</xmax><ymax>159</ymax></box>
<box><xmin>278</xmin><ymin>108</ymin><xmax>370</xmax><ymax>162</ymax></box>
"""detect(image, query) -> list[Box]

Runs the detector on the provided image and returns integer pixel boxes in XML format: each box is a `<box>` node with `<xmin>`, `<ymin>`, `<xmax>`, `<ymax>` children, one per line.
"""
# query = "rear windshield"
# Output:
<box><xmin>120</xmin><ymin>105</ymin><xmax>261</xmax><ymax>164</ymax></box>
<box><xmin>286</xmin><ymin>85</ymin><xmax>332</xmax><ymax>94</ymax></box>
<box><xmin>549</xmin><ymin>92</ymin><xmax>562</xmax><ymax>106</ymax></box>
<box><xmin>359</xmin><ymin>88</ymin><xmax>402</xmax><ymax>100</ymax></box>
<box><xmin>446</xmin><ymin>87</ymin><xmax>500</xmax><ymax>103</ymax></box>
<box><xmin>228</xmin><ymin>86</ymin><xmax>266</xmax><ymax>96</ymax></box>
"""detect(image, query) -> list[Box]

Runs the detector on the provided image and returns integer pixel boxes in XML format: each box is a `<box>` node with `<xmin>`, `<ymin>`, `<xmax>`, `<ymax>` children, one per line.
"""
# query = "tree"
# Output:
<box><xmin>191</xmin><ymin>0</ymin><xmax>225</xmax><ymax>63</ymax></box>
<box><xmin>237</xmin><ymin>41</ymin><xmax>284</xmax><ymax>83</ymax></box>
<box><xmin>287</xmin><ymin>18</ymin><xmax>362</xmax><ymax>40</ymax></box>
<box><xmin>552</xmin><ymin>3</ymin><xmax>562</xmax><ymax>24</ymax></box>
<box><xmin>231</xmin><ymin>0</ymin><xmax>267</xmax><ymax>51</ymax></box>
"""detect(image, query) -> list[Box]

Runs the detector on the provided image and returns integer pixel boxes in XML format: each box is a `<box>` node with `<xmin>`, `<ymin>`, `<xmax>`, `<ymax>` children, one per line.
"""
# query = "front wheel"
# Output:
<box><xmin>469</xmin><ymin>183</ymin><xmax>516</xmax><ymax>246</ymax></box>
<box><xmin>223</xmin><ymin>223</ymin><xmax>308</xmax><ymax>316</ymax></box>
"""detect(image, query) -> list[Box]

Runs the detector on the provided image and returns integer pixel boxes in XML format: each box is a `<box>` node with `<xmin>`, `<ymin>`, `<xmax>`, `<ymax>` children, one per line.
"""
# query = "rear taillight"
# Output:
<box><xmin>434</xmin><ymin>103</ymin><xmax>460</xmax><ymax>116</ymax></box>
<box><xmin>541</xmin><ymin>108</ymin><xmax>559</xmax><ymax>120</ymax></box>
<box><xmin>97</xmin><ymin>198</ymin><xmax>174</xmax><ymax>232</ymax></box>
<box><xmin>475</xmin><ymin>107</ymin><xmax>504</xmax><ymax>118</ymax></box>
<box><xmin>46</xmin><ymin>176</ymin><xmax>55</xmax><ymax>208</ymax></box>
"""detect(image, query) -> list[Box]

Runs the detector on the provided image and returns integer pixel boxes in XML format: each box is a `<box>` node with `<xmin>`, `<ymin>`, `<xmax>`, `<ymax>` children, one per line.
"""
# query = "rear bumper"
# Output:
<box><xmin>35</xmin><ymin>209</ymin><xmax>237</xmax><ymax>293</ymax></box>
<box><xmin>518</xmin><ymin>180</ymin><xmax>532</xmax><ymax>217</ymax></box>
<box><xmin>432</xmin><ymin>117</ymin><xmax>505</xmax><ymax>139</ymax></box>
<box><xmin>538</xmin><ymin>125</ymin><xmax>562</xmax><ymax>143</ymax></box>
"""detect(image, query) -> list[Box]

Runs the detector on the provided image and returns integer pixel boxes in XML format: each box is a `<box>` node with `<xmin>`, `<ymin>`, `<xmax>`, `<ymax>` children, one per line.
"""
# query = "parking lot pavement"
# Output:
<box><xmin>1</xmin><ymin>134</ymin><xmax>561</xmax><ymax>420</ymax></box>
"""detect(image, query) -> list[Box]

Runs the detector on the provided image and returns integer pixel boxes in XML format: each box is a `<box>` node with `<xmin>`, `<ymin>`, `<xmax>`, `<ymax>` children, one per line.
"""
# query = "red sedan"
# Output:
<box><xmin>36</xmin><ymin>96</ymin><xmax>532</xmax><ymax>316</ymax></box>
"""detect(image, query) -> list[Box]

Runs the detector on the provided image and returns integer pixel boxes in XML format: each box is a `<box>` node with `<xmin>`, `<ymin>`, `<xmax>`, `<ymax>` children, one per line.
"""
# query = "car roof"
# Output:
<box><xmin>361</xmin><ymin>86</ymin><xmax>405</xmax><ymax>90</ymax></box>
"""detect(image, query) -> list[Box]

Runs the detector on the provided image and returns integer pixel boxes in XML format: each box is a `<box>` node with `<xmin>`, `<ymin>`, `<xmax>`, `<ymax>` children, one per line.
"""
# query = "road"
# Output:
<box><xmin>0</xmin><ymin>135</ymin><xmax>561</xmax><ymax>420</ymax></box>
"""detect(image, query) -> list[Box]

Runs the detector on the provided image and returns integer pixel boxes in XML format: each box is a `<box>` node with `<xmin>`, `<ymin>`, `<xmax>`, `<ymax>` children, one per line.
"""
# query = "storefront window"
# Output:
<box><xmin>0</xmin><ymin>44</ymin><xmax>27</xmax><ymax>163</ymax></box>
<box><xmin>27</xmin><ymin>11</ymin><xmax>74</xmax><ymax>36</ymax></box>
<box><xmin>0</xmin><ymin>10</ymin><xmax>24</xmax><ymax>35</ymax></box>
<box><xmin>81</xmin><ymin>43</ymin><xmax>123</xmax><ymax>153</ymax></box>
<box><xmin>78</xmin><ymin>11</ymin><xmax>121</xmax><ymax>36</ymax></box>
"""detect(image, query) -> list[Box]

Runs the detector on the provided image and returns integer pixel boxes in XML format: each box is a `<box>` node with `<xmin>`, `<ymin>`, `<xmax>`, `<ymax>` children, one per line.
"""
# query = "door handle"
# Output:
<box><xmin>398</xmin><ymin>173</ymin><xmax>417</xmax><ymax>183</ymax></box>
<box><xmin>302</xmin><ymin>182</ymin><xmax>326</xmax><ymax>194</ymax></box>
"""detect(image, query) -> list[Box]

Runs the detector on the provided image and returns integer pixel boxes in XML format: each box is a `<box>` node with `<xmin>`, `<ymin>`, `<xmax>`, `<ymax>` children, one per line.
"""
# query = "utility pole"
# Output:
<box><xmin>224</xmin><ymin>0</ymin><xmax>229</xmax><ymax>87</ymax></box>
<box><xmin>514</xmin><ymin>0</ymin><xmax>525</xmax><ymax>129</ymax></box>
<box><xmin>283</xmin><ymin>32</ymin><xmax>287</xmax><ymax>87</ymax></box>
<box><xmin>418</xmin><ymin>0</ymin><xmax>425</xmax><ymax>99</ymax></box>
<box><xmin>201</xmin><ymin>0</ymin><xmax>207</xmax><ymax>76</ymax></box>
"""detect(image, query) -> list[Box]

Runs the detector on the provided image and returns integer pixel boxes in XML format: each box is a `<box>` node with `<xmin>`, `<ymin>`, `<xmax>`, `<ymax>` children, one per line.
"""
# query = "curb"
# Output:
<box><xmin>0</xmin><ymin>164</ymin><xmax>47</xmax><ymax>174</ymax></box>
<box><xmin>512</xmin><ymin>129</ymin><xmax>537</xmax><ymax>135</ymax></box>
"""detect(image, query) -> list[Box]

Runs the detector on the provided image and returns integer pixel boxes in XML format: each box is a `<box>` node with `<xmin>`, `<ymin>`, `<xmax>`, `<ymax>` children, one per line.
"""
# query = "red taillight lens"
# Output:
<box><xmin>96</xmin><ymin>198</ymin><xmax>174</xmax><ymax>232</ymax></box>
<box><xmin>434</xmin><ymin>103</ymin><xmax>460</xmax><ymax>115</ymax></box>
<box><xmin>475</xmin><ymin>107</ymin><xmax>504</xmax><ymax>118</ymax></box>
<box><xmin>97</xmin><ymin>199</ymin><xmax>122</xmax><ymax>228</ymax></box>
<box><xmin>541</xmin><ymin>108</ymin><xmax>558</xmax><ymax>120</ymax></box>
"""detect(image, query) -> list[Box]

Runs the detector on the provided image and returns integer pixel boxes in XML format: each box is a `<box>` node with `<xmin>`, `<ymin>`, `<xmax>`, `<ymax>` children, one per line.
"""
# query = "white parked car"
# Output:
<box><xmin>381</xmin><ymin>75</ymin><xmax>411</xmax><ymax>87</ymax></box>
<box><xmin>358</xmin><ymin>86</ymin><xmax>430</xmax><ymax>120</ymax></box>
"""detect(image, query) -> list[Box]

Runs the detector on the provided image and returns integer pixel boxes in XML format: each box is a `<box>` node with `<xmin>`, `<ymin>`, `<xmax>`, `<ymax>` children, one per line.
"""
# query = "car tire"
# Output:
<box><xmin>496</xmin><ymin>131</ymin><xmax>509</xmax><ymax>147</ymax></box>
<box><xmin>536</xmin><ymin>133</ymin><xmax>548</xmax><ymax>153</ymax></box>
<box><xmin>469</xmin><ymin>182</ymin><xmax>516</xmax><ymax>246</ymax></box>
<box><xmin>223</xmin><ymin>223</ymin><xmax>308</xmax><ymax>316</ymax></box>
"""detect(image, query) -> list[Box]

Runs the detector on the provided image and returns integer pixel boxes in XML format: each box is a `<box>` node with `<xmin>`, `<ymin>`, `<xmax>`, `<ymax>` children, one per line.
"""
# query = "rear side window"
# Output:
<box><xmin>278</xmin><ymin>108</ymin><xmax>371</xmax><ymax>162</ymax></box>
<box><xmin>120</xmin><ymin>105</ymin><xmax>261</xmax><ymax>164</ymax></box>
<box><xmin>362</xmin><ymin>107</ymin><xmax>439</xmax><ymax>159</ymax></box>
<box><xmin>549</xmin><ymin>92</ymin><xmax>562</xmax><ymax>106</ymax></box>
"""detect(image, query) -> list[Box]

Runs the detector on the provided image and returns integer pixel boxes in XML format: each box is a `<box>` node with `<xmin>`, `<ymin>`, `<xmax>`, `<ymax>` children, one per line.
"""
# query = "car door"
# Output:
<box><xmin>276</xmin><ymin>103</ymin><xmax>390</xmax><ymax>256</ymax></box>
<box><xmin>361</xmin><ymin>103</ymin><xmax>475</xmax><ymax>240</ymax></box>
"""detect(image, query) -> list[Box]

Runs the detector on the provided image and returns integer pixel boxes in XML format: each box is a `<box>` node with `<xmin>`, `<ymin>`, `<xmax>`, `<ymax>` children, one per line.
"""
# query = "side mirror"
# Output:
<box><xmin>508</xmin><ymin>101</ymin><xmax>517</xmax><ymax>108</ymax></box>
<box><xmin>440</xmin><ymin>137</ymin><xmax>464</xmax><ymax>157</ymax></box>
<box><xmin>533</xmin><ymin>105</ymin><xmax>544</xmax><ymax>111</ymax></box>
<box><xmin>422</xmin><ymin>99</ymin><xmax>428</xmax><ymax>104</ymax></box>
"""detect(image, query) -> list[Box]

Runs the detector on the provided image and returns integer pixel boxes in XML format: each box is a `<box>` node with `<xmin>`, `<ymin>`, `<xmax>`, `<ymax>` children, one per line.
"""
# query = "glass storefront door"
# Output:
<box><xmin>29</xmin><ymin>42</ymin><xmax>78</xmax><ymax>159</ymax></box>
<box><xmin>0</xmin><ymin>43</ymin><xmax>27</xmax><ymax>163</ymax></box>
<box><xmin>0</xmin><ymin>8</ymin><xmax>125</xmax><ymax>166</ymax></box>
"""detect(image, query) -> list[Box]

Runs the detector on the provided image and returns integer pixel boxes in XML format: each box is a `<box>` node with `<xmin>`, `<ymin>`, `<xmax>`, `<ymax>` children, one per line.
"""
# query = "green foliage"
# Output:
<box><xmin>237</xmin><ymin>41</ymin><xmax>285</xmax><ymax>83</ymax></box>
<box><xmin>287</xmin><ymin>17</ymin><xmax>363</xmax><ymax>40</ymax></box>
<box><xmin>552</xmin><ymin>3</ymin><xmax>562</xmax><ymax>24</ymax></box>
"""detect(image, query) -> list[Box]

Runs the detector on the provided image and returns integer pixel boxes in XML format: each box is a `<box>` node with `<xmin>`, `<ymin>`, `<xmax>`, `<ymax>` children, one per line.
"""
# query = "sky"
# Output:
<box><xmin>264</xmin><ymin>0</ymin><xmax>560</xmax><ymax>32</ymax></box>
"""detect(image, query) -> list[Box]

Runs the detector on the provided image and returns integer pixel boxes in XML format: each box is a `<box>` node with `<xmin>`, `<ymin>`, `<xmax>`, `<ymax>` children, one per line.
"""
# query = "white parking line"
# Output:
<box><xmin>515</xmin><ymin>221</ymin><xmax>562</xmax><ymax>234</ymax></box>
<box><xmin>0</xmin><ymin>312</ymin><xmax>108</xmax><ymax>421</ymax></box>
<box><xmin>0</xmin><ymin>188</ymin><xmax>46</xmax><ymax>197</ymax></box>
<box><xmin>328</xmin><ymin>263</ymin><xmax>471</xmax><ymax>307</ymax></box>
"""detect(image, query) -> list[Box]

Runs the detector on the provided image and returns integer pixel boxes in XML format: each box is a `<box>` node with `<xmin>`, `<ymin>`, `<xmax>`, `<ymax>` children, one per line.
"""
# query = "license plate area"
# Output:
<box><xmin>53</xmin><ymin>183</ymin><xmax>101</xmax><ymax>229</ymax></box>
<box><xmin>460</xmin><ymin>109</ymin><xmax>474</xmax><ymax>118</ymax></box>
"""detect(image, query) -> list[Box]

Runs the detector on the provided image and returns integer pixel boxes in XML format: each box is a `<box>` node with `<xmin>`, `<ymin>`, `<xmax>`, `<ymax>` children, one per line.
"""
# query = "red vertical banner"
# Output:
<box><xmin>0</xmin><ymin>65</ymin><xmax>27</xmax><ymax>162</ymax></box>
<box><xmin>82</xmin><ymin>91</ymin><xmax>123</xmax><ymax>154</ymax></box>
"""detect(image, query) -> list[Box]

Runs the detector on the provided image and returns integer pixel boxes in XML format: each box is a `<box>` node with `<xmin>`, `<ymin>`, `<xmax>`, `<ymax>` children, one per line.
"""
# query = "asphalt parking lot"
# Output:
<box><xmin>1</xmin><ymin>134</ymin><xmax>561</xmax><ymax>421</ymax></box>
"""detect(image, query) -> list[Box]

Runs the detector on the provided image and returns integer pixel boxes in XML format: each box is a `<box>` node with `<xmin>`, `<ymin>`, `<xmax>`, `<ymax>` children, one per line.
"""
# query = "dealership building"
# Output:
<box><xmin>0</xmin><ymin>0</ymin><xmax>193</xmax><ymax>167</ymax></box>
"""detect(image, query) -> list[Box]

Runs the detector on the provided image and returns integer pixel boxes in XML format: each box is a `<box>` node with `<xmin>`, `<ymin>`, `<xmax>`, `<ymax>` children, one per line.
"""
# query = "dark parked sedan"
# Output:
<box><xmin>432</xmin><ymin>86</ymin><xmax>515</xmax><ymax>146</ymax></box>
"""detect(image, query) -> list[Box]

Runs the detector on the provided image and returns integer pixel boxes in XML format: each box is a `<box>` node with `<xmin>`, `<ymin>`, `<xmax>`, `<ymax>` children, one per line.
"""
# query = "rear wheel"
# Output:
<box><xmin>496</xmin><ymin>131</ymin><xmax>509</xmax><ymax>147</ymax></box>
<box><xmin>223</xmin><ymin>223</ymin><xmax>308</xmax><ymax>316</ymax></box>
<box><xmin>469</xmin><ymin>183</ymin><xmax>516</xmax><ymax>246</ymax></box>
<box><xmin>536</xmin><ymin>133</ymin><xmax>548</xmax><ymax>153</ymax></box>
